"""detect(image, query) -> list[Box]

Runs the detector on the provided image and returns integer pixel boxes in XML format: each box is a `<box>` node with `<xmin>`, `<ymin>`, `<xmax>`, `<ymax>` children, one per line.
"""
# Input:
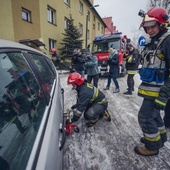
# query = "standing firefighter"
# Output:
<box><xmin>50</xmin><ymin>48</ymin><xmax>63</xmax><ymax>69</ymax></box>
<box><xmin>123</xmin><ymin>44</ymin><xmax>140</xmax><ymax>95</ymax></box>
<box><xmin>135</xmin><ymin>7</ymin><xmax>170</xmax><ymax>156</ymax></box>
<box><xmin>67</xmin><ymin>72</ymin><xmax>111</xmax><ymax>127</ymax></box>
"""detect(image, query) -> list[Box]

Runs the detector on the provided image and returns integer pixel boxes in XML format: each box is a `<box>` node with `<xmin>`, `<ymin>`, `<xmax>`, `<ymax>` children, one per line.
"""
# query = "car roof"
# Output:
<box><xmin>0</xmin><ymin>39</ymin><xmax>44</xmax><ymax>55</ymax></box>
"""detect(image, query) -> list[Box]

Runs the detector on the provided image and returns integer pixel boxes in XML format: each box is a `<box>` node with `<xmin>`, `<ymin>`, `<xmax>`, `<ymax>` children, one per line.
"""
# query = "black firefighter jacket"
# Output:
<box><xmin>76</xmin><ymin>81</ymin><xmax>105</xmax><ymax>113</ymax></box>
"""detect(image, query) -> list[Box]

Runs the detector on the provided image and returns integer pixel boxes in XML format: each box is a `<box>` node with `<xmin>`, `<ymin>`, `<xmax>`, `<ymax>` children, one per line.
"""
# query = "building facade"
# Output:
<box><xmin>0</xmin><ymin>0</ymin><xmax>106</xmax><ymax>56</ymax></box>
<box><xmin>103</xmin><ymin>17</ymin><xmax>116</xmax><ymax>36</ymax></box>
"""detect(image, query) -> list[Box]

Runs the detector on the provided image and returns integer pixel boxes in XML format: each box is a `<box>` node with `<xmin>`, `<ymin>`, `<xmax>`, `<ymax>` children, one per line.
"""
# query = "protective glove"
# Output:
<box><xmin>71</xmin><ymin>104</ymin><xmax>78</xmax><ymax>110</ymax></box>
<box><xmin>65</xmin><ymin>118</ymin><xmax>72</xmax><ymax>124</ymax></box>
<box><xmin>154</xmin><ymin>85</ymin><xmax>170</xmax><ymax>110</ymax></box>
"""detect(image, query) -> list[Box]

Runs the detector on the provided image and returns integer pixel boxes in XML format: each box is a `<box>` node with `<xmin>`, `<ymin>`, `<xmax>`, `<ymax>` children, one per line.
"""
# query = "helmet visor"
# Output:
<box><xmin>143</xmin><ymin>21</ymin><xmax>157</xmax><ymax>27</ymax></box>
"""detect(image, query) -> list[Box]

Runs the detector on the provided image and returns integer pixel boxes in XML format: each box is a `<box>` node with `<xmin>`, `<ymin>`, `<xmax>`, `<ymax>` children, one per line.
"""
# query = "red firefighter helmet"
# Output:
<box><xmin>141</xmin><ymin>7</ymin><xmax>169</xmax><ymax>28</ymax></box>
<box><xmin>50</xmin><ymin>48</ymin><xmax>57</xmax><ymax>53</ymax></box>
<box><xmin>67</xmin><ymin>72</ymin><xmax>84</xmax><ymax>85</ymax></box>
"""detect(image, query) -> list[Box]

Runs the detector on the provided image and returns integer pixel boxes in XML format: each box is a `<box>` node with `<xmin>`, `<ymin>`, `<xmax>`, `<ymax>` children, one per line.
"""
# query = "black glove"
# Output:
<box><xmin>71</xmin><ymin>104</ymin><xmax>78</xmax><ymax>110</ymax></box>
<box><xmin>66</xmin><ymin>119</ymin><xmax>72</xmax><ymax>124</ymax></box>
<box><xmin>154</xmin><ymin>85</ymin><xmax>170</xmax><ymax>110</ymax></box>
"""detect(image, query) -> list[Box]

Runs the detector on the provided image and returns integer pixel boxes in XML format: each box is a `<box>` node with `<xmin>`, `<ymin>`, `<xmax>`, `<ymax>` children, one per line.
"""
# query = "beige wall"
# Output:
<box><xmin>0</xmin><ymin>0</ymin><xmax>14</xmax><ymax>40</ymax></box>
<box><xmin>0</xmin><ymin>0</ymin><xmax>105</xmax><ymax>54</ymax></box>
<box><xmin>11</xmin><ymin>0</ymin><xmax>41</xmax><ymax>43</ymax></box>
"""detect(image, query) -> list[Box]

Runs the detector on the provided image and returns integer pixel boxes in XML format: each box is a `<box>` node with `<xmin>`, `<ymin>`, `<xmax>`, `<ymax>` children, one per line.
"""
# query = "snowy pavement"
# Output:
<box><xmin>60</xmin><ymin>72</ymin><xmax>170</xmax><ymax>170</ymax></box>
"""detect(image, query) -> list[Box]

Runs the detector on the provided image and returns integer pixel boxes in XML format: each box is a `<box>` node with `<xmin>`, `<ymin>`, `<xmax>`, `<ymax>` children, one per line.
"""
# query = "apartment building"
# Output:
<box><xmin>0</xmin><ymin>0</ymin><xmax>106</xmax><ymax>55</ymax></box>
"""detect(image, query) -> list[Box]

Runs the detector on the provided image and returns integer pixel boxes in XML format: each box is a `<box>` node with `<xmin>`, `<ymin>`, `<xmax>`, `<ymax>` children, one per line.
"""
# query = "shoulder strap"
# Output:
<box><xmin>157</xmin><ymin>32</ymin><xmax>170</xmax><ymax>47</ymax></box>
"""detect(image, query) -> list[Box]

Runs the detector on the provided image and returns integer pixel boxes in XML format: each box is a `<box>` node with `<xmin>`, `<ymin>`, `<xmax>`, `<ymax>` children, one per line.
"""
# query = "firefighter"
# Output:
<box><xmin>67</xmin><ymin>72</ymin><xmax>110</xmax><ymax>127</ymax></box>
<box><xmin>135</xmin><ymin>7</ymin><xmax>170</xmax><ymax>156</ymax></box>
<box><xmin>123</xmin><ymin>44</ymin><xmax>140</xmax><ymax>95</ymax></box>
<box><xmin>50</xmin><ymin>48</ymin><xmax>63</xmax><ymax>69</ymax></box>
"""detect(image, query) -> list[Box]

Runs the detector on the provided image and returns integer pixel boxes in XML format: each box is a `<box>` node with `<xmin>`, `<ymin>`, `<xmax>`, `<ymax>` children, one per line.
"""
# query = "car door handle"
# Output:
<box><xmin>59</xmin><ymin>123</ymin><xmax>66</xmax><ymax>151</ymax></box>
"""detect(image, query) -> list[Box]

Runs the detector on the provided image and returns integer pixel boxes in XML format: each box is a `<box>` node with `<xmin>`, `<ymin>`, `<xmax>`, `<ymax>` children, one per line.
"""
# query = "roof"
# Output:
<box><xmin>19</xmin><ymin>39</ymin><xmax>46</xmax><ymax>47</ymax></box>
<box><xmin>94</xmin><ymin>32</ymin><xmax>123</xmax><ymax>41</ymax></box>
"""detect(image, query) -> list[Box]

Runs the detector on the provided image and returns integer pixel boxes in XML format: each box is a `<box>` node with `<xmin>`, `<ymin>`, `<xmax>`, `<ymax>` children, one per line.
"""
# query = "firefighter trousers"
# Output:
<box><xmin>127</xmin><ymin>73</ymin><xmax>135</xmax><ymax>92</ymax></box>
<box><xmin>138</xmin><ymin>98</ymin><xmax>167</xmax><ymax>150</ymax></box>
<box><xmin>164</xmin><ymin>98</ymin><xmax>170</xmax><ymax>128</ymax></box>
<box><xmin>84</xmin><ymin>103</ymin><xmax>108</xmax><ymax>123</ymax></box>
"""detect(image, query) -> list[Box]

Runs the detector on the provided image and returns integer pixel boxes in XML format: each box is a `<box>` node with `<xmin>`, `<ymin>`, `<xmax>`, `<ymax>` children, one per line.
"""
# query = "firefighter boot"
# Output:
<box><xmin>134</xmin><ymin>146</ymin><xmax>159</xmax><ymax>156</ymax></box>
<box><xmin>104</xmin><ymin>110</ymin><xmax>111</xmax><ymax>121</ymax></box>
<box><xmin>86</xmin><ymin>118</ymin><xmax>98</xmax><ymax>127</ymax></box>
<box><xmin>86</xmin><ymin>121</ymin><xmax>97</xmax><ymax>128</ymax></box>
<box><xmin>123</xmin><ymin>90</ymin><xmax>132</xmax><ymax>95</ymax></box>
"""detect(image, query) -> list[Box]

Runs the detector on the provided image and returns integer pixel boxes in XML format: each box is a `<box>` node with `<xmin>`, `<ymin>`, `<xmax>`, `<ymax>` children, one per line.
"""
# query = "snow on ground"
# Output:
<box><xmin>59</xmin><ymin>72</ymin><xmax>170</xmax><ymax>170</ymax></box>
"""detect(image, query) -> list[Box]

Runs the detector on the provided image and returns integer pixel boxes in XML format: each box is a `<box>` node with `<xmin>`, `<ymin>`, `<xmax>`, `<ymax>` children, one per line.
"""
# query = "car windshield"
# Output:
<box><xmin>92</xmin><ymin>38</ymin><xmax>121</xmax><ymax>53</ymax></box>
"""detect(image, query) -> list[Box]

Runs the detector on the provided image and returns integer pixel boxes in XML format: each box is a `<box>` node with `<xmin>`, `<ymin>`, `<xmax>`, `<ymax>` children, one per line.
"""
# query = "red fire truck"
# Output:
<box><xmin>92</xmin><ymin>32</ymin><xmax>128</xmax><ymax>77</ymax></box>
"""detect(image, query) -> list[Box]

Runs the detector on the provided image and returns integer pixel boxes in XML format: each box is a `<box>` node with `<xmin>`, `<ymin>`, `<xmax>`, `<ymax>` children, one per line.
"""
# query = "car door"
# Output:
<box><xmin>0</xmin><ymin>47</ymin><xmax>65</xmax><ymax>170</ymax></box>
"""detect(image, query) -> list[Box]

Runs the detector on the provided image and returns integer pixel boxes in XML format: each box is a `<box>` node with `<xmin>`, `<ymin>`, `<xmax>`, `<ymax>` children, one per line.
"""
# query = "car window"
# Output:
<box><xmin>44</xmin><ymin>56</ymin><xmax>57</xmax><ymax>76</ymax></box>
<box><xmin>0</xmin><ymin>52</ymin><xmax>46</xmax><ymax>170</ymax></box>
<box><xmin>29</xmin><ymin>53</ymin><xmax>55</xmax><ymax>95</ymax></box>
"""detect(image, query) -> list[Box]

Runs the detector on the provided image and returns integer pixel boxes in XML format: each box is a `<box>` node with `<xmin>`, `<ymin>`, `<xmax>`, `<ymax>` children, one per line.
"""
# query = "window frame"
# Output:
<box><xmin>49</xmin><ymin>39</ymin><xmax>56</xmax><ymax>50</ymax></box>
<box><xmin>47</xmin><ymin>6</ymin><xmax>56</xmax><ymax>25</ymax></box>
<box><xmin>79</xmin><ymin>1</ymin><xmax>83</xmax><ymax>14</ymax></box>
<box><xmin>79</xmin><ymin>23</ymin><xmax>83</xmax><ymax>35</ymax></box>
<box><xmin>22</xmin><ymin>7</ymin><xmax>31</xmax><ymax>22</ymax></box>
<box><xmin>98</xmin><ymin>22</ymin><xmax>100</xmax><ymax>31</ymax></box>
<box><xmin>64</xmin><ymin>17</ymin><xmax>70</xmax><ymax>30</ymax></box>
<box><xmin>64</xmin><ymin>0</ymin><xmax>70</xmax><ymax>6</ymax></box>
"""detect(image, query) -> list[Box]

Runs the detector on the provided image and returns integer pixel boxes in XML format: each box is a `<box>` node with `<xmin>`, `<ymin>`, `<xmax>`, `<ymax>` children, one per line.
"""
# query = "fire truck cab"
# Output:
<box><xmin>92</xmin><ymin>32</ymin><xmax>127</xmax><ymax>77</ymax></box>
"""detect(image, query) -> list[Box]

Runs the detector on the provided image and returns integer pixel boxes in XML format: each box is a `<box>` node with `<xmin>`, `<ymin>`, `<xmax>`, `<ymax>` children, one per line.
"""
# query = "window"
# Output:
<box><xmin>64</xmin><ymin>17</ymin><xmax>70</xmax><ymax>30</ymax></box>
<box><xmin>64</xmin><ymin>0</ymin><xmax>70</xmax><ymax>6</ymax></box>
<box><xmin>79</xmin><ymin>23</ymin><xmax>83</xmax><ymax>35</ymax></box>
<box><xmin>98</xmin><ymin>22</ymin><xmax>100</xmax><ymax>31</ymax></box>
<box><xmin>49</xmin><ymin>39</ymin><xmax>56</xmax><ymax>50</ymax></box>
<box><xmin>101</xmin><ymin>26</ymin><xmax>104</xmax><ymax>34</ymax></box>
<box><xmin>79</xmin><ymin>1</ymin><xmax>83</xmax><ymax>14</ymax></box>
<box><xmin>22</xmin><ymin>8</ymin><xmax>31</xmax><ymax>22</ymax></box>
<box><xmin>30</xmin><ymin>54</ymin><xmax>55</xmax><ymax>90</ymax></box>
<box><xmin>93</xmin><ymin>23</ymin><xmax>95</xmax><ymax>30</ymax></box>
<box><xmin>47</xmin><ymin>6</ymin><xmax>56</xmax><ymax>24</ymax></box>
<box><xmin>93</xmin><ymin>15</ymin><xmax>96</xmax><ymax>22</ymax></box>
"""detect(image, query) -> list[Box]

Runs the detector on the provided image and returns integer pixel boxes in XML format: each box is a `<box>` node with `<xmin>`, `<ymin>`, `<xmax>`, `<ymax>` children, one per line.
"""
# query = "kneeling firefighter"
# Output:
<box><xmin>67</xmin><ymin>72</ymin><xmax>110</xmax><ymax>127</ymax></box>
<box><xmin>135</xmin><ymin>7</ymin><xmax>170</xmax><ymax>156</ymax></box>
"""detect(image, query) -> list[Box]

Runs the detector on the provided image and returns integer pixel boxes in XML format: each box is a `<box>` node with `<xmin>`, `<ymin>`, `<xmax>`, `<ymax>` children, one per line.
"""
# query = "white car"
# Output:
<box><xmin>0</xmin><ymin>39</ymin><xmax>65</xmax><ymax>170</ymax></box>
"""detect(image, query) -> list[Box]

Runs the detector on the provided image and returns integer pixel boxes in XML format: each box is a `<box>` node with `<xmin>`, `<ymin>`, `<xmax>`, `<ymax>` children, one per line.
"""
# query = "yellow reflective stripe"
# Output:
<box><xmin>9</xmin><ymin>116</ymin><xmax>17</xmax><ymax>124</ymax></box>
<box><xmin>98</xmin><ymin>99</ymin><xmax>108</xmax><ymax>104</ymax></box>
<box><xmin>144</xmin><ymin>135</ymin><xmax>161</xmax><ymax>142</ymax></box>
<box><xmin>87</xmin><ymin>83</ymin><xmax>93</xmax><ymax>89</ymax></box>
<box><xmin>90</xmin><ymin>87</ymin><xmax>99</xmax><ymax>102</ymax></box>
<box><xmin>138</xmin><ymin>89</ymin><xmax>159</xmax><ymax>97</ymax></box>
<box><xmin>155</xmin><ymin>99</ymin><xmax>166</xmax><ymax>106</ymax></box>
<box><xmin>91</xmin><ymin>117</ymin><xmax>98</xmax><ymax>123</ymax></box>
<box><xmin>74</xmin><ymin>111</ymin><xmax>82</xmax><ymax>117</ymax></box>
<box><xmin>157</xmin><ymin>54</ymin><xmax>164</xmax><ymax>60</ymax></box>
<box><xmin>127</xmin><ymin>70</ymin><xmax>138</xmax><ymax>74</ymax></box>
<box><xmin>159</xmin><ymin>128</ymin><xmax>166</xmax><ymax>135</ymax></box>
